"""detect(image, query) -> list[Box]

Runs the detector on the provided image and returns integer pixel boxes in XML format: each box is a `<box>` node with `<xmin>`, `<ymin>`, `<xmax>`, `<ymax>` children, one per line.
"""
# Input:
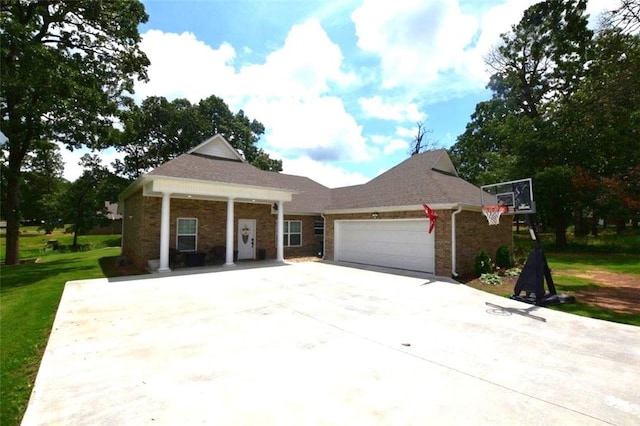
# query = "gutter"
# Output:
<box><xmin>320</xmin><ymin>213</ymin><xmax>326</xmax><ymax>260</ymax></box>
<box><xmin>451</xmin><ymin>204</ymin><xmax>463</xmax><ymax>278</ymax></box>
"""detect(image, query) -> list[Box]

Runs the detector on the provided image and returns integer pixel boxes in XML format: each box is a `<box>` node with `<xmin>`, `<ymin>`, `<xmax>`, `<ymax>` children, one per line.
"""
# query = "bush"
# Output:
<box><xmin>474</xmin><ymin>250</ymin><xmax>493</xmax><ymax>276</ymax></box>
<box><xmin>495</xmin><ymin>245</ymin><xmax>512</xmax><ymax>268</ymax></box>
<box><xmin>480</xmin><ymin>273</ymin><xmax>502</xmax><ymax>286</ymax></box>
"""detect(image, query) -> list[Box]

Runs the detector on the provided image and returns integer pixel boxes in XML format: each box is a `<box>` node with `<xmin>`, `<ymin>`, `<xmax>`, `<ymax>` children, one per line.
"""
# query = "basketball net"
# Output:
<box><xmin>482</xmin><ymin>206</ymin><xmax>508</xmax><ymax>225</ymax></box>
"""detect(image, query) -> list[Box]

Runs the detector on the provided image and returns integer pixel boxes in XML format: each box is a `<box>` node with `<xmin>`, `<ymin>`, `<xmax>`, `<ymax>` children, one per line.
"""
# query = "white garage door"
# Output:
<box><xmin>335</xmin><ymin>219</ymin><xmax>435</xmax><ymax>273</ymax></box>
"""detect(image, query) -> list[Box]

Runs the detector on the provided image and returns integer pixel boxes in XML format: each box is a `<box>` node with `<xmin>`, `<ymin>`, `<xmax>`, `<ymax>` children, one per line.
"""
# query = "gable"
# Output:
<box><xmin>188</xmin><ymin>134</ymin><xmax>245</xmax><ymax>162</ymax></box>
<box><xmin>431</xmin><ymin>150</ymin><xmax>458</xmax><ymax>176</ymax></box>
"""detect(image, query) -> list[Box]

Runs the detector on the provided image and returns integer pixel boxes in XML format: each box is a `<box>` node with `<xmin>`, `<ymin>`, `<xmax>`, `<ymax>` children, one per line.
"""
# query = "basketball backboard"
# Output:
<box><xmin>481</xmin><ymin>178</ymin><xmax>535</xmax><ymax>214</ymax></box>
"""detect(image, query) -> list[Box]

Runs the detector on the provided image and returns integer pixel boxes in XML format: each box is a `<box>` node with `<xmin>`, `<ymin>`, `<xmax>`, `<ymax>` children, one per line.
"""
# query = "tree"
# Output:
<box><xmin>0</xmin><ymin>0</ymin><xmax>149</xmax><ymax>264</ymax></box>
<box><xmin>55</xmin><ymin>154</ymin><xmax>129</xmax><ymax>250</ymax></box>
<box><xmin>408</xmin><ymin>121</ymin><xmax>436</xmax><ymax>156</ymax></box>
<box><xmin>601</xmin><ymin>0</ymin><xmax>640</xmax><ymax>34</ymax></box>
<box><xmin>19</xmin><ymin>141</ymin><xmax>66</xmax><ymax>229</ymax></box>
<box><xmin>114</xmin><ymin>95</ymin><xmax>281</xmax><ymax>179</ymax></box>
<box><xmin>471</xmin><ymin>0</ymin><xmax>592</xmax><ymax>245</ymax></box>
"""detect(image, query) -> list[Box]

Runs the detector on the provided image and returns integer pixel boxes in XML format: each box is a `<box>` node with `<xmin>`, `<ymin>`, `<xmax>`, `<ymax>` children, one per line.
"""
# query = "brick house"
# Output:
<box><xmin>119</xmin><ymin>134</ymin><xmax>511</xmax><ymax>276</ymax></box>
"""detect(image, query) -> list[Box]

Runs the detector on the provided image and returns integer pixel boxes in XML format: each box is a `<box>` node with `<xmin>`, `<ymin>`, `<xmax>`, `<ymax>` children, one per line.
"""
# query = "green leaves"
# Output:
<box><xmin>1</xmin><ymin>0</ymin><xmax>149</xmax><ymax>264</ymax></box>
<box><xmin>451</xmin><ymin>0</ymin><xmax>640</xmax><ymax>245</ymax></box>
<box><xmin>114</xmin><ymin>95</ymin><xmax>281</xmax><ymax>178</ymax></box>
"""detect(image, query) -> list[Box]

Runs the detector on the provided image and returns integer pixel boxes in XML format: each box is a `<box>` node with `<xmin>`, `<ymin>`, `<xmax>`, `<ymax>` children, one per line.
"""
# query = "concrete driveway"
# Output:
<box><xmin>22</xmin><ymin>262</ymin><xmax>640</xmax><ymax>425</ymax></box>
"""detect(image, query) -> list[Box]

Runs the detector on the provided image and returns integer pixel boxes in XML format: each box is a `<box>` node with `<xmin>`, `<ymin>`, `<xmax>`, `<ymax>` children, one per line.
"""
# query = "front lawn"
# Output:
<box><xmin>0</xmin><ymin>226</ymin><xmax>132</xmax><ymax>426</ymax></box>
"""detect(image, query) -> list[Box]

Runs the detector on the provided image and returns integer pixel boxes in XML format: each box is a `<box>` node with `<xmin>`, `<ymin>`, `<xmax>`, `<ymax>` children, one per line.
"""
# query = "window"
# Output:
<box><xmin>176</xmin><ymin>218</ymin><xmax>197</xmax><ymax>252</ymax></box>
<box><xmin>283</xmin><ymin>220</ymin><xmax>302</xmax><ymax>247</ymax></box>
<box><xmin>314</xmin><ymin>220</ymin><xmax>324</xmax><ymax>236</ymax></box>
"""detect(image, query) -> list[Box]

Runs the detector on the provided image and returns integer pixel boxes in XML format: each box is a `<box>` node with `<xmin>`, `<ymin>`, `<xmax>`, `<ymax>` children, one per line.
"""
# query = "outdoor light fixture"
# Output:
<box><xmin>372</xmin><ymin>212</ymin><xmax>379</xmax><ymax>219</ymax></box>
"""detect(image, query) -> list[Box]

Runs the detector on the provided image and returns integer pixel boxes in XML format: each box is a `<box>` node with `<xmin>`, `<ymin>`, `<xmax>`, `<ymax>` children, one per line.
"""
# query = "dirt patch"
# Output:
<box><xmin>555</xmin><ymin>269</ymin><xmax>640</xmax><ymax>315</ymax></box>
<box><xmin>464</xmin><ymin>270</ymin><xmax>640</xmax><ymax>315</ymax></box>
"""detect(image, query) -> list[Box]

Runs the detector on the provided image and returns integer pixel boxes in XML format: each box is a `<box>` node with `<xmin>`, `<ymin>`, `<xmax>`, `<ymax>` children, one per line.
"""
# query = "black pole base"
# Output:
<box><xmin>510</xmin><ymin>292</ymin><xmax>576</xmax><ymax>307</ymax></box>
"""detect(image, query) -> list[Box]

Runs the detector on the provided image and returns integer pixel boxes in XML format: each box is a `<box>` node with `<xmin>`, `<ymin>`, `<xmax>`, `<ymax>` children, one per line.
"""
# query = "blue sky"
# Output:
<box><xmin>62</xmin><ymin>0</ymin><xmax>611</xmax><ymax>187</ymax></box>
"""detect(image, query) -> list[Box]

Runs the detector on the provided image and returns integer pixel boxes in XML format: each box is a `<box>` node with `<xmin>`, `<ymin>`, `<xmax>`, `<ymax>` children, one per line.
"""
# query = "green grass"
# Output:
<box><xmin>0</xmin><ymin>229</ymin><xmax>125</xmax><ymax>426</ymax></box>
<box><xmin>546</xmin><ymin>252</ymin><xmax>640</xmax><ymax>275</ymax></box>
<box><xmin>1</xmin><ymin>226</ymin><xmax>122</xmax><ymax>261</ymax></box>
<box><xmin>548</xmin><ymin>303</ymin><xmax>640</xmax><ymax>326</ymax></box>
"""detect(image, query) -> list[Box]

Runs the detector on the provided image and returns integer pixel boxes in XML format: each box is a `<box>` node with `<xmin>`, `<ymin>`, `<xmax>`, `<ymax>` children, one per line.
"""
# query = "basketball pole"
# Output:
<box><xmin>511</xmin><ymin>214</ymin><xmax>573</xmax><ymax>306</ymax></box>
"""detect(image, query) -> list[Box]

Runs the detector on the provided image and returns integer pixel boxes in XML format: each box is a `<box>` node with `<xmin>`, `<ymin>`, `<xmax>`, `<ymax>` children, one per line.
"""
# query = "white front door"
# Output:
<box><xmin>237</xmin><ymin>219</ymin><xmax>256</xmax><ymax>260</ymax></box>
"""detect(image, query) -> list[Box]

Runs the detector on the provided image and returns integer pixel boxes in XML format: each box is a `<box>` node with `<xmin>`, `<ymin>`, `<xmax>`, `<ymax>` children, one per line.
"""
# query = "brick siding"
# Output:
<box><xmin>122</xmin><ymin>194</ymin><xmax>322</xmax><ymax>269</ymax></box>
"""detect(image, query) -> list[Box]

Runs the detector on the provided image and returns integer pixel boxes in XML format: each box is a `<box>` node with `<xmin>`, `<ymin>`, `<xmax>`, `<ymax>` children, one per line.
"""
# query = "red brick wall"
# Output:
<box><xmin>122</xmin><ymin>194</ymin><xmax>322</xmax><ymax>268</ymax></box>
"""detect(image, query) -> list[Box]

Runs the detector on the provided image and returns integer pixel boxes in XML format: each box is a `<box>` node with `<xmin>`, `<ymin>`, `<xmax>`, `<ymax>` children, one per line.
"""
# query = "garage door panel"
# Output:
<box><xmin>335</xmin><ymin>219</ymin><xmax>434</xmax><ymax>273</ymax></box>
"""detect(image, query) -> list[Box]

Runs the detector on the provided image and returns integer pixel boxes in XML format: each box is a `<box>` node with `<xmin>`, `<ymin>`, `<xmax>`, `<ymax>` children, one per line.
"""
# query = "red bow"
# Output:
<box><xmin>422</xmin><ymin>203</ymin><xmax>438</xmax><ymax>233</ymax></box>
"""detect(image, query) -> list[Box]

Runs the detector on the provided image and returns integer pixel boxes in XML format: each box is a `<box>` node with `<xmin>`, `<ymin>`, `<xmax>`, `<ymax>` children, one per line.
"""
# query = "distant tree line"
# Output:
<box><xmin>449</xmin><ymin>0</ymin><xmax>640</xmax><ymax>246</ymax></box>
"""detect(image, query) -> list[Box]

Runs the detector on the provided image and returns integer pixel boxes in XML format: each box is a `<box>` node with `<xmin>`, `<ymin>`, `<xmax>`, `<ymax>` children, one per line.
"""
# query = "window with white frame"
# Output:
<box><xmin>283</xmin><ymin>220</ymin><xmax>302</xmax><ymax>247</ymax></box>
<box><xmin>176</xmin><ymin>218</ymin><xmax>198</xmax><ymax>252</ymax></box>
<box><xmin>314</xmin><ymin>219</ymin><xmax>324</xmax><ymax>236</ymax></box>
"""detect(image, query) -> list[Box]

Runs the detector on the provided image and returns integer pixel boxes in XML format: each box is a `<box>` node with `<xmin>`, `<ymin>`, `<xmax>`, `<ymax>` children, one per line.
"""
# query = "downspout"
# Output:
<box><xmin>120</xmin><ymin>202</ymin><xmax>125</xmax><ymax>255</ymax></box>
<box><xmin>451</xmin><ymin>204</ymin><xmax>463</xmax><ymax>278</ymax></box>
<box><xmin>320</xmin><ymin>213</ymin><xmax>326</xmax><ymax>260</ymax></box>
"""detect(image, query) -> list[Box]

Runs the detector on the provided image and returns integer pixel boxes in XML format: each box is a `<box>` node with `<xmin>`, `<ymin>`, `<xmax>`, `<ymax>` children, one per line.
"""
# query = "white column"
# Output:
<box><xmin>158</xmin><ymin>192</ymin><xmax>171</xmax><ymax>273</ymax></box>
<box><xmin>225</xmin><ymin>198</ymin><xmax>235</xmax><ymax>266</ymax></box>
<box><xmin>276</xmin><ymin>200</ymin><xmax>284</xmax><ymax>262</ymax></box>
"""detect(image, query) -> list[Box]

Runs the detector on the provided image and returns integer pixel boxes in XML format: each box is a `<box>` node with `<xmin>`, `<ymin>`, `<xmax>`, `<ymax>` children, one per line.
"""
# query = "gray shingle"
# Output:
<box><xmin>147</xmin><ymin>149</ymin><xmax>482</xmax><ymax>213</ymax></box>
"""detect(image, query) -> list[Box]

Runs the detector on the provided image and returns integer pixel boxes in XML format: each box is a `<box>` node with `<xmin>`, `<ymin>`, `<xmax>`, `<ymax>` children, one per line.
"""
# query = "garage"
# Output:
<box><xmin>334</xmin><ymin>219</ymin><xmax>435</xmax><ymax>273</ymax></box>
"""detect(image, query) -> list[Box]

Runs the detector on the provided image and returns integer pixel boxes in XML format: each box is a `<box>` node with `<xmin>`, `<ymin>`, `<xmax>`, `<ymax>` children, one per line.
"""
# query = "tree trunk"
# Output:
<box><xmin>72</xmin><ymin>222</ymin><xmax>80</xmax><ymax>250</ymax></box>
<box><xmin>555</xmin><ymin>225</ymin><xmax>567</xmax><ymax>248</ymax></box>
<box><xmin>4</xmin><ymin>171</ymin><xmax>21</xmax><ymax>264</ymax></box>
<box><xmin>590</xmin><ymin>215</ymin><xmax>599</xmax><ymax>237</ymax></box>
<box><xmin>616</xmin><ymin>218</ymin><xmax>626</xmax><ymax>235</ymax></box>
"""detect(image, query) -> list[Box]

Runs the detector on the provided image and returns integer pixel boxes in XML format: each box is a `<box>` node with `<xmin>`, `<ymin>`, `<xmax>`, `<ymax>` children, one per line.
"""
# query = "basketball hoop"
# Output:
<box><xmin>482</xmin><ymin>205</ymin><xmax>508</xmax><ymax>225</ymax></box>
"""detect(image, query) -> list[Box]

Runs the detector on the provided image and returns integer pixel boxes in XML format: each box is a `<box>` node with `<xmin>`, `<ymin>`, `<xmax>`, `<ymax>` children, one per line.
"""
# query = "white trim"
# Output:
<box><xmin>188</xmin><ymin>134</ymin><xmax>246</xmax><ymax>162</ymax></box>
<box><xmin>176</xmin><ymin>217</ymin><xmax>198</xmax><ymax>252</ymax></box>
<box><xmin>280</xmin><ymin>220</ymin><xmax>302</xmax><ymax>247</ymax></box>
<box><xmin>451</xmin><ymin>204</ymin><xmax>463</xmax><ymax>278</ymax></box>
<box><xmin>225</xmin><ymin>199</ymin><xmax>235</xmax><ymax>266</ymax></box>
<box><xmin>276</xmin><ymin>201</ymin><xmax>284</xmax><ymax>262</ymax></box>
<box><xmin>158</xmin><ymin>193</ymin><xmax>172</xmax><ymax>273</ymax></box>
<box><xmin>323</xmin><ymin>203</ymin><xmax>482</xmax><ymax>215</ymax></box>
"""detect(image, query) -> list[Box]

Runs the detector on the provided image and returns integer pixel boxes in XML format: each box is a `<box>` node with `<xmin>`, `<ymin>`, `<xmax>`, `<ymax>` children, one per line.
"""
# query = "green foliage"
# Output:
<box><xmin>113</xmin><ymin>95</ymin><xmax>281</xmax><ymax>178</ymax></box>
<box><xmin>480</xmin><ymin>273</ymin><xmax>502</xmax><ymax>286</ymax></box>
<box><xmin>451</xmin><ymin>0</ymin><xmax>640</xmax><ymax>247</ymax></box>
<box><xmin>474</xmin><ymin>250</ymin><xmax>493</xmax><ymax>276</ymax></box>
<box><xmin>503</xmin><ymin>267</ymin><xmax>522</xmax><ymax>277</ymax></box>
<box><xmin>1</xmin><ymin>0</ymin><xmax>149</xmax><ymax>264</ymax></box>
<box><xmin>495</xmin><ymin>245</ymin><xmax>512</xmax><ymax>268</ymax></box>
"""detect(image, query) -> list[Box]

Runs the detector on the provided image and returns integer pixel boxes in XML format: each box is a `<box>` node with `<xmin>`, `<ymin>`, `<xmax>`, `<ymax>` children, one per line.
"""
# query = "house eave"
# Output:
<box><xmin>323</xmin><ymin>203</ymin><xmax>482</xmax><ymax>215</ymax></box>
<box><xmin>119</xmin><ymin>175</ymin><xmax>298</xmax><ymax>206</ymax></box>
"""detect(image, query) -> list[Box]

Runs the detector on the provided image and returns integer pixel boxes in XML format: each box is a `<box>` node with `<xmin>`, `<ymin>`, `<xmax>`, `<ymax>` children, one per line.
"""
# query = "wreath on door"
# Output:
<box><xmin>242</xmin><ymin>225</ymin><xmax>250</xmax><ymax>244</ymax></box>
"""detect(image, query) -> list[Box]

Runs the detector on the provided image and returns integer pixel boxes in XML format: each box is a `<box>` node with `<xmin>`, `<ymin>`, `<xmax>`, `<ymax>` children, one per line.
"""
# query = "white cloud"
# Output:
<box><xmin>237</xmin><ymin>19</ymin><xmax>356</xmax><ymax>100</ymax></box>
<box><xmin>246</xmin><ymin>95</ymin><xmax>368</xmax><ymax>162</ymax></box>
<box><xmin>352</xmin><ymin>0</ymin><xmax>480</xmax><ymax>92</ymax></box>
<box><xmin>136</xmin><ymin>30</ymin><xmax>238</xmax><ymax>103</ymax></box>
<box><xmin>58</xmin><ymin>145</ymin><xmax>124</xmax><ymax>182</ymax></box>
<box><xmin>367</xmin><ymin>134</ymin><xmax>408</xmax><ymax>156</ymax></box>
<box><xmin>358</xmin><ymin>95</ymin><xmax>425</xmax><ymax>122</ymax></box>
<box><xmin>383</xmin><ymin>138</ymin><xmax>408</xmax><ymax>155</ymax></box>
<box><xmin>281</xmin><ymin>156</ymin><xmax>370</xmax><ymax>188</ymax></box>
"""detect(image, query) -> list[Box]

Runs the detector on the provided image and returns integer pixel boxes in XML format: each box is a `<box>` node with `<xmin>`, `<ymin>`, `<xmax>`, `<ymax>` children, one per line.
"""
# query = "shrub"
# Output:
<box><xmin>495</xmin><ymin>245</ymin><xmax>512</xmax><ymax>268</ymax></box>
<box><xmin>480</xmin><ymin>273</ymin><xmax>502</xmax><ymax>286</ymax></box>
<box><xmin>474</xmin><ymin>250</ymin><xmax>493</xmax><ymax>276</ymax></box>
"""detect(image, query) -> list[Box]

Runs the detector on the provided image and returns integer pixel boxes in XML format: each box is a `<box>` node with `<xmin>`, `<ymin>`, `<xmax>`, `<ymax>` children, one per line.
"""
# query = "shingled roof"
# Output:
<box><xmin>147</xmin><ymin>153</ymin><xmax>332</xmax><ymax>214</ymax></box>
<box><xmin>139</xmin><ymin>138</ymin><xmax>482</xmax><ymax>213</ymax></box>
<box><xmin>325</xmin><ymin>149</ymin><xmax>482</xmax><ymax>211</ymax></box>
